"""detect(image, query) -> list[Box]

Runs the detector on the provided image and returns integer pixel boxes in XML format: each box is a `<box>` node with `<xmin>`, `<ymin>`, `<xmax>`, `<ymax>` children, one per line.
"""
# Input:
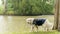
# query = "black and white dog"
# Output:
<box><xmin>26</xmin><ymin>18</ymin><xmax>53</xmax><ymax>32</ymax></box>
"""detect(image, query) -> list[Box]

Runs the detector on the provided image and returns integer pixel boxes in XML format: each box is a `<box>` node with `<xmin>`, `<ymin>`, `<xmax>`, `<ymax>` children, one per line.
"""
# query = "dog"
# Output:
<box><xmin>26</xmin><ymin>18</ymin><xmax>53</xmax><ymax>32</ymax></box>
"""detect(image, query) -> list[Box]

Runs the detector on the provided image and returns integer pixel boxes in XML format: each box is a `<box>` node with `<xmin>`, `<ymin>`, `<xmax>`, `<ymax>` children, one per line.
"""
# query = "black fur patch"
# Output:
<box><xmin>33</xmin><ymin>18</ymin><xmax>46</xmax><ymax>26</ymax></box>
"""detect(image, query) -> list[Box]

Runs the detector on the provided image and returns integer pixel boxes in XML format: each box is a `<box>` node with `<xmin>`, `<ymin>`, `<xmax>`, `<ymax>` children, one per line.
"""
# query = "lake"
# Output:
<box><xmin>0</xmin><ymin>15</ymin><xmax>54</xmax><ymax>33</ymax></box>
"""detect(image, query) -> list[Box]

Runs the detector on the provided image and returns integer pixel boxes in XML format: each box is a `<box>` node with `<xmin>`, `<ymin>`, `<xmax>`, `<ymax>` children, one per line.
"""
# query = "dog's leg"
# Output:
<box><xmin>32</xmin><ymin>26</ymin><xmax>34</xmax><ymax>32</ymax></box>
<box><xmin>48</xmin><ymin>27</ymin><xmax>53</xmax><ymax>31</ymax></box>
<box><xmin>35</xmin><ymin>25</ymin><xmax>38</xmax><ymax>32</ymax></box>
<box><xmin>31</xmin><ymin>25</ymin><xmax>34</xmax><ymax>32</ymax></box>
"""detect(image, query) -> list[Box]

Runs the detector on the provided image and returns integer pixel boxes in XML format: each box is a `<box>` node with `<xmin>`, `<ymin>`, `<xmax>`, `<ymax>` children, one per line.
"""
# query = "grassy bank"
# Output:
<box><xmin>0</xmin><ymin>31</ymin><xmax>60</xmax><ymax>34</ymax></box>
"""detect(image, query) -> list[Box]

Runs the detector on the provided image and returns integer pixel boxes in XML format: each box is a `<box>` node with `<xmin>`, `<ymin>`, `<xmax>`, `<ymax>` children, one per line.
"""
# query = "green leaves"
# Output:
<box><xmin>7</xmin><ymin>0</ymin><xmax>54</xmax><ymax>15</ymax></box>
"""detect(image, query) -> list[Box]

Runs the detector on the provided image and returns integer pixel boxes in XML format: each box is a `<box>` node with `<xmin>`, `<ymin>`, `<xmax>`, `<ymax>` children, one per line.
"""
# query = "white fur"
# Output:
<box><xmin>26</xmin><ymin>18</ymin><xmax>53</xmax><ymax>32</ymax></box>
<box><xmin>42</xmin><ymin>19</ymin><xmax>53</xmax><ymax>31</ymax></box>
<box><xmin>26</xmin><ymin>18</ymin><xmax>34</xmax><ymax>25</ymax></box>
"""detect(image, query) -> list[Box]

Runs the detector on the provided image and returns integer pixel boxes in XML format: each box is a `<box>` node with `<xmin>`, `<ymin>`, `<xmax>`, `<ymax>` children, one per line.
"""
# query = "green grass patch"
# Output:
<box><xmin>1</xmin><ymin>31</ymin><xmax>60</xmax><ymax>34</ymax></box>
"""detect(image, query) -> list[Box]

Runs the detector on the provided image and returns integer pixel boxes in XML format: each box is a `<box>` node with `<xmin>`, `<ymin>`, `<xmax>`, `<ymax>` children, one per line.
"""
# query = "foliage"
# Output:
<box><xmin>0</xmin><ymin>5</ymin><xmax>4</xmax><ymax>14</ymax></box>
<box><xmin>1</xmin><ymin>0</ymin><xmax>54</xmax><ymax>15</ymax></box>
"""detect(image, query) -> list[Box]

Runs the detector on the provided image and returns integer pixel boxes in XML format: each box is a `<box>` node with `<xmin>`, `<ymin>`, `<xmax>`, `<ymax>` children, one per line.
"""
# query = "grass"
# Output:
<box><xmin>0</xmin><ymin>31</ymin><xmax>60</xmax><ymax>34</ymax></box>
<box><xmin>0</xmin><ymin>15</ymin><xmax>60</xmax><ymax>34</ymax></box>
<box><xmin>25</xmin><ymin>31</ymin><xmax>59</xmax><ymax>34</ymax></box>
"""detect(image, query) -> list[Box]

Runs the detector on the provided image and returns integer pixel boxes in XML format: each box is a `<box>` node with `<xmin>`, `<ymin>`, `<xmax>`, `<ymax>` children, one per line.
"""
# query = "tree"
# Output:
<box><xmin>6</xmin><ymin>0</ymin><xmax>54</xmax><ymax>15</ymax></box>
<box><xmin>2</xmin><ymin>0</ymin><xmax>7</xmax><ymax>14</ymax></box>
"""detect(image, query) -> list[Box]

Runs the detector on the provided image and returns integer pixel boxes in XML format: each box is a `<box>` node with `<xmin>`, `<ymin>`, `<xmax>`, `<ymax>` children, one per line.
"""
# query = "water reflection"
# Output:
<box><xmin>8</xmin><ymin>16</ymin><xmax>12</xmax><ymax>23</ymax></box>
<box><xmin>0</xmin><ymin>15</ymin><xmax>34</xmax><ymax>33</ymax></box>
<box><xmin>0</xmin><ymin>16</ymin><xmax>7</xmax><ymax>32</ymax></box>
<box><xmin>0</xmin><ymin>16</ymin><xmax>25</xmax><ymax>32</ymax></box>
<box><xmin>0</xmin><ymin>16</ymin><xmax>13</xmax><ymax>32</ymax></box>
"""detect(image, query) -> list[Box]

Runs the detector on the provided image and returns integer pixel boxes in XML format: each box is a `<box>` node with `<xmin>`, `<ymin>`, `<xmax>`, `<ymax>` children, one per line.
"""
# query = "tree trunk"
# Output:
<box><xmin>57</xmin><ymin>0</ymin><xmax>60</xmax><ymax>31</ymax></box>
<box><xmin>3</xmin><ymin>0</ymin><xmax>7</xmax><ymax>14</ymax></box>
<box><xmin>54</xmin><ymin>0</ymin><xmax>60</xmax><ymax>31</ymax></box>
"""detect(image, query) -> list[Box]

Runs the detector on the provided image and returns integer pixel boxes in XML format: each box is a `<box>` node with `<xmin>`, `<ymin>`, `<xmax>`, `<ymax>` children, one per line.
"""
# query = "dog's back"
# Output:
<box><xmin>33</xmin><ymin>18</ymin><xmax>46</xmax><ymax>26</ymax></box>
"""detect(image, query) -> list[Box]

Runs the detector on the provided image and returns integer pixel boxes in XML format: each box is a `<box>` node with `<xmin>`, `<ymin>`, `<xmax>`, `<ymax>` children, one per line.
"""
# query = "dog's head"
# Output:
<box><xmin>26</xmin><ymin>18</ymin><xmax>34</xmax><ymax>24</ymax></box>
